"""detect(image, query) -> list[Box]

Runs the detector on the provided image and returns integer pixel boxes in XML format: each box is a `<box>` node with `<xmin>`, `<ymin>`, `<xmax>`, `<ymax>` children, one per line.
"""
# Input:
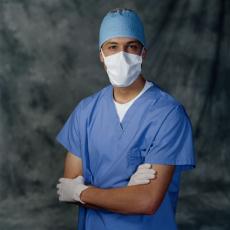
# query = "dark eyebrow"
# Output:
<box><xmin>127</xmin><ymin>41</ymin><xmax>140</xmax><ymax>44</ymax></box>
<box><xmin>127</xmin><ymin>41</ymin><xmax>143</xmax><ymax>46</ymax></box>
<box><xmin>104</xmin><ymin>41</ymin><xmax>118</xmax><ymax>45</ymax></box>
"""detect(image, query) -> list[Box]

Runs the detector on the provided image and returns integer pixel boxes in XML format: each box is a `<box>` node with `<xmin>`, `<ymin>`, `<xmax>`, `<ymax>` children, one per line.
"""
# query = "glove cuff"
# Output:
<box><xmin>74</xmin><ymin>184</ymin><xmax>89</xmax><ymax>204</ymax></box>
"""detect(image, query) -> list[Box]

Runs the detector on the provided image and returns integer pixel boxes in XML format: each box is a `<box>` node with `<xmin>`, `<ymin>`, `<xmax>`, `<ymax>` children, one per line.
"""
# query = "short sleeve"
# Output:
<box><xmin>144</xmin><ymin>105</ymin><xmax>196</xmax><ymax>171</ymax></box>
<box><xmin>56</xmin><ymin>103</ymin><xmax>82</xmax><ymax>158</ymax></box>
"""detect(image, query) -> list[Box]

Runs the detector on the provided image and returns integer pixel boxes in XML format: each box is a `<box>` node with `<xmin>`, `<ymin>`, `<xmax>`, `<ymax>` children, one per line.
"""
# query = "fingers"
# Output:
<box><xmin>130</xmin><ymin>166</ymin><xmax>157</xmax><ymax>186</ymax></box>
<box><xmin>59</xmin><ymin>176</ymin><xmax>84</xmax><ymax>183</ymax></box>
<box><xmin>128</xmin><ymin>170</ymin><xmax>157</xmax><ymax>186</ymax></box>
<box><xmin>56</xmin><ymin>183</ymin><xmax>61</xmax><ymax>189</ymax></box>
<box><xmin>56</xmin><ymin>183</ymin><xmax>62</xmax><ymax>198</ymax></box>
<box><xmin>56</xmin><ymin>176</ymin><xmax>85</xmax><ymax>202</ymax></box>
<box><xmin>57</xmin><ymin>189</ymin><xmax>61</xmax><ymax>196</ymax></box>
<box><xmin>131</xmin><ymin>179</ymin><xmax>150</xmax><ymax>185</ymax></box>
<box><xmin>136</xmin><ymin>168</ymin><xmax>156</xmax><ymax>175</ymax></box>
<box><xmin>134</xmin><ymin>173</ymin><xmax>156</xmax><ymax>180</ymax></box>
<box><xmin>57</xmin><ymin>179</ymin><xmax>65</xmax><ymax>201</ymax></box>
<box><xmin>59</xmin><ymin>178</ymin><xmax>69</xmax><ymax>183</ymax></box>
<box><xmin>128</xmin><ymin>178</ymin><xmax>151</xmax><ymax>186</ymax></box>
<box><xmin>59</xmin><ymin>194</ymin><xmax>63</xmax><ymax>201</ymax></box>
<box><xmin>128</xmin><ymin>164</ymin><xmax>158</xmax><ymax>186</ymax></box>
<box><xmin>137</xmin><ymin>163</ymin><xmax>152</xmax><ymax>170</ymax></box>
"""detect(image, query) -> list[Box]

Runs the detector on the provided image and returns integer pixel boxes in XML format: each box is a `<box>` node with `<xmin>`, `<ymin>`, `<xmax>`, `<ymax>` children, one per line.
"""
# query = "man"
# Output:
<box><xmin>56</xmin><ymin>8</ymin><xmax>195</xmax><ymax>230</ymax></box>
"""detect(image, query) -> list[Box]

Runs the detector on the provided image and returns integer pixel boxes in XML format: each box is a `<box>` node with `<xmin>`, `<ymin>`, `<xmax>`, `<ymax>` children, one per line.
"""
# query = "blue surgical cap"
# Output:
<box><xmin>99</xmin><ymin>8</ymin><xmax>145</xmax><ymax>49</ymax></box>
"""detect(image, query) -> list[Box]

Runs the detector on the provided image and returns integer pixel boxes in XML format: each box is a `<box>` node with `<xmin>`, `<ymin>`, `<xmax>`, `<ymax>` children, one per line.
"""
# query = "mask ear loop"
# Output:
<box><xmin>100</xmin><ymin>48</ymin><xmax>106</xmax><ymax>59</ymax></box>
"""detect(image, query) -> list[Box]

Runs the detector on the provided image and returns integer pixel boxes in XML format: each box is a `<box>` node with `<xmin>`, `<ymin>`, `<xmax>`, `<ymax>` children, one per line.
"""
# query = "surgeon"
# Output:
<box><xmin>56</xmin><ymin>8</ymin><xmax>196</xmax><ymax>230</ymax></box>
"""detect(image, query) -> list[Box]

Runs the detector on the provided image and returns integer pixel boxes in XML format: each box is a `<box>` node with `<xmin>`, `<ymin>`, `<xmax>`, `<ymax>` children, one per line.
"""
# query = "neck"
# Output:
<box><xmin>113</xmin><ymin>75</ymin><xmax>146</xmax><ymax>104</ymax></box>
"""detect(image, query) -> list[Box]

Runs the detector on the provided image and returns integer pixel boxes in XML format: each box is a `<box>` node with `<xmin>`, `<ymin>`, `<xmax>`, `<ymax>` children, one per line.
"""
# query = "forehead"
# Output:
<box><xmin>103</xmin><ymin>37</ymin><xmax>141</xmax><ymax>46</ymax></box>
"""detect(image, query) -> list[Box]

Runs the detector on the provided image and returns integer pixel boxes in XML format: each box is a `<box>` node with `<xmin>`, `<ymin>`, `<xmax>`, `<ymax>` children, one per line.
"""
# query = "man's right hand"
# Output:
<box><xmin>128</xmin><ymin>163</ymin><xmax>157</xmax><ymax>186</ymax></box>
<box><xmin>57</xmin><ymin>176</ymin><xmax>89</xmax><ymax>203</ymax></box>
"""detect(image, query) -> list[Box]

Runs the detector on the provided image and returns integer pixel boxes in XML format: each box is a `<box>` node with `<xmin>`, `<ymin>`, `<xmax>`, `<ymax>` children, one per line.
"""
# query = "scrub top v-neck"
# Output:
<box><xmin>107</xmin><ymin>82</ymin><xmax>154</xmax><ymax>135</ymax></box>
<box><xmin>56</xmin><ymin>81</ymin><xmax>195</xmax><ymax>230</ymax></box>
<box><xmin>113</xmin><ymin>80</ymin><xmax>154</xmax><ymax>123</ymax></box>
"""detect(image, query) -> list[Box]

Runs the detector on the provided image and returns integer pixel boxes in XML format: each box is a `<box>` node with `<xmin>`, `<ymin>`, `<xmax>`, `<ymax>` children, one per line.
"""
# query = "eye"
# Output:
<box><xmin>108</xmin><ymin>45</ymin><xmax>117</xmax><ymax>50</ymax></box>
<box><xmin>129</xmin><ymin>45</ymin><xmax>138</xmax><ymax>49</ymax></box>
<box><xmin>127</xmin><ymin>44</ymin><xmax>139</xmax><ymax>51</ymax></box>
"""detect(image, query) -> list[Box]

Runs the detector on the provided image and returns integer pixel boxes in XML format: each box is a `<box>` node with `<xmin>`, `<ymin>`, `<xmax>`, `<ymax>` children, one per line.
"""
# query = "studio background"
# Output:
<box><xmin>0</xmin><ymin>0</ymin><xmax>229</xmax><ymax>229</ymax></box>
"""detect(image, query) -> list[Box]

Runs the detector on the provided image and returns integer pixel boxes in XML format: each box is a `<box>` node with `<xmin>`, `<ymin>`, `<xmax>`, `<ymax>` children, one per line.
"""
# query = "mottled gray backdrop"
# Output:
<box><xmin>0</xmin><ymin>0</ymin><xmax>229</xmax><ymax>229</ymax></box>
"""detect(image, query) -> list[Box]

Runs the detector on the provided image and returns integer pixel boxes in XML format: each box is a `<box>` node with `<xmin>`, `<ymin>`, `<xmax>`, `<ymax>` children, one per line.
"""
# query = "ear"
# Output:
<box><xmin>99</xmin><ymin>50</ymin><xmax>104</xmax><ymax>63</ymax></box>
<box><xmin>142</xmin><ymin>48</ymin><xmax>147</xmax><ymax>59</ymax></box>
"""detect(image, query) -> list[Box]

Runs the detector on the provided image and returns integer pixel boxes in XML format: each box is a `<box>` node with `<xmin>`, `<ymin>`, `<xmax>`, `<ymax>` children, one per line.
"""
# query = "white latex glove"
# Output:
<box><xmin>56</xmin><ymin>176</ymin><xmax>89</xmax><ymax>204</ymax></box>
<box><xmin>128</xmin><ymin>163</ymin><xmax>156</xmax><ymax>186</ymax></box>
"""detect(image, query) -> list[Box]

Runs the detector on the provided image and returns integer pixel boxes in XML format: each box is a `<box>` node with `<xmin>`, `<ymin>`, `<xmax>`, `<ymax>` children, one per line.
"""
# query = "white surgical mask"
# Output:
<box><xmin>101</xmin><ymin>49</ymin><xmax>143</xmax><ymax>87</ymax></box>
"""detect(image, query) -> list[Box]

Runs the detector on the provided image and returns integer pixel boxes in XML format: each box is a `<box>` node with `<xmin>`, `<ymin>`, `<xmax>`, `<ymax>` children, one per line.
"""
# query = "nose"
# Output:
<box><xmin>120</xmin><ymin>45</ymin><xmax>128</xmax><ymax>53</ymax></box>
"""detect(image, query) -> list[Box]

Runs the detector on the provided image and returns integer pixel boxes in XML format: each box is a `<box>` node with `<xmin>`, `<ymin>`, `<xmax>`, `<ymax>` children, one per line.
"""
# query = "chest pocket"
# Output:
<box><xmin>127</xmin><ymin>147</ymin><xmax>145</xmax><ymax>172</ymax></box>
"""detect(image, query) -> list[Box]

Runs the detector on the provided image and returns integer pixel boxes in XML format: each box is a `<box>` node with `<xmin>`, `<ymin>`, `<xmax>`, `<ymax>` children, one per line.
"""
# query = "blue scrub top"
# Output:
<box><xmin>56</xmin><ymin>82</ymin><xmax>196</xmax><ymax>230</ymax></box>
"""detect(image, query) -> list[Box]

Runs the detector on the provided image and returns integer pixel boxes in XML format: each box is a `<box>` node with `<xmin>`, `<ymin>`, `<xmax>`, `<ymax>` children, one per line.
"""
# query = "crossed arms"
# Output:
<box><xmin>61</xmin><ymin>152</ymin><xmax>175</xmax><ymax>215</ymax></box>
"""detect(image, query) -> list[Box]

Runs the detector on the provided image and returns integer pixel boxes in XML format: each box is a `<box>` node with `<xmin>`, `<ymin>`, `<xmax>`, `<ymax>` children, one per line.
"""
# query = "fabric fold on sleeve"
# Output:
<box><xmin>56</xmin><ymin>103</ymin><xmax>82</xmax><ymax>158</ymax></box>
<box><xmin>144</xmin><ymin>105</ymin><xmax>196</xmax><ymax>171</ymax></box>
